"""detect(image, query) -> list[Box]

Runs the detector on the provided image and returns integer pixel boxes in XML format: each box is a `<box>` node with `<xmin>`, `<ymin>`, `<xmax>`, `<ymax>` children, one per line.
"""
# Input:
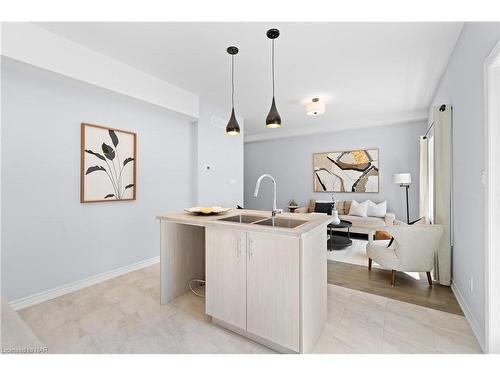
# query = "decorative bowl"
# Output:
<box><xmin>184</xmin><ymin>206</ymin><xmax>232</xmax><ymax>216</ymax></box>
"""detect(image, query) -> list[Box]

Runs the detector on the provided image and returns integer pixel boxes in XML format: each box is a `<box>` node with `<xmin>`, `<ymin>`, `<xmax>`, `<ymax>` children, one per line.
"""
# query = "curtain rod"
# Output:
<box><xmin>423</xmin><ymin>104</ymin><xmax>446</xmax><ymax>139</ymax></box>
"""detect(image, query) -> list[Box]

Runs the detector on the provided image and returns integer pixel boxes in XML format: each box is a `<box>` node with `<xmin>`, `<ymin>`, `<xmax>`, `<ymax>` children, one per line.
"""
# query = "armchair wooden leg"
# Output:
<box><xmin>391</xmin><ymin>270</ymin><xmax>397</xmax><ymax>287</ymax></box>
<box><xmin>426</xmin><ymin>271</ymin><xmax>433</xmax><ymax>286</ymax></box>
<box><xmin>368</xmin><ymin>258</ymin><xmax>372</xmax><ymax>271</ymax></box>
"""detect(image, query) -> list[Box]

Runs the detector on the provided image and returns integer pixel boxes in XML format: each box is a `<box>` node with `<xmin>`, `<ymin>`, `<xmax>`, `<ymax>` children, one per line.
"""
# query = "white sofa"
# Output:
<box><xmin>295</xmin><ymin>200</ymin><xmax>396</xmax><ymax>236</ymax></box>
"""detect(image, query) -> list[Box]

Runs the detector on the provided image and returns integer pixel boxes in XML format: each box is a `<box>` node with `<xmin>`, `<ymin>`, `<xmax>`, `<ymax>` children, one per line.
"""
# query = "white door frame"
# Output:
<box><xmin>484</xmin><ymin>39</ymin><xmax>500</xmax><ymax>354</ymax></box>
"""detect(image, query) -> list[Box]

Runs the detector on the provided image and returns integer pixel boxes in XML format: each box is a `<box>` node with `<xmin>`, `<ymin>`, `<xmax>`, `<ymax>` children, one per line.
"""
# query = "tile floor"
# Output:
<box><xmin>16</xmin><ymin>263</ymin><xmax>482</xmax><ymax>354</ymax></box>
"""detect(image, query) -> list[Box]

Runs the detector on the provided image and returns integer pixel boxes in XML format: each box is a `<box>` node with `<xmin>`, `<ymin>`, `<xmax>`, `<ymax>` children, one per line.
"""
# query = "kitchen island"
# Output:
<box><xmin>156</xmin><ymin>209</ymin><xmax>332</xmax><ymax>353</ymax></box>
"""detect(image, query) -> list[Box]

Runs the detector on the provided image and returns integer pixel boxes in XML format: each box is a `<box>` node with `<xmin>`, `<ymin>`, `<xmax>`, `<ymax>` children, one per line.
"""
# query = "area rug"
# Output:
<box><xmin>327</xmin><ymin>238</ymin><xmax>369</xmax><ymax>266</ymax></box>
<box><xmin>326</xmin><ymin>238</ymin><xmax>389</xmax><ymax>268</ymax></box>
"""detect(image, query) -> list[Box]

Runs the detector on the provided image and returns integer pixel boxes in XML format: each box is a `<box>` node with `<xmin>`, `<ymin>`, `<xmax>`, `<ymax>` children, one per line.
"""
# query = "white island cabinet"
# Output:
<box><xmin>206</xmin><ymin>227</ymin><xmax>247</xmax><ymax>330</ymax></box>
<box><xmin>157</xmin><ymin>209</ymin><xmax>331</xmax><ymax>353</ymax></box>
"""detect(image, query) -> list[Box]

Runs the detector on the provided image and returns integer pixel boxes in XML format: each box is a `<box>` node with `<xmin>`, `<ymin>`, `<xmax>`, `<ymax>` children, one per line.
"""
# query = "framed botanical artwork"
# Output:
<box><xmin>80</xmin><ymin>123</ymin><xmax>136</xmax><ymax>203</ymax></box>
<box><xmin>313</xmin><ymin>149</ymin><xmax>379</xmax><ymax>193</ymax></box>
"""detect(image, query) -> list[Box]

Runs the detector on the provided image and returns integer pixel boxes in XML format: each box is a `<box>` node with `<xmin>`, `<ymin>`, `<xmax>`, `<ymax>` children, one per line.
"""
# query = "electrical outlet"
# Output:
<box><xmin>469</xmin><ymin>277</ymin><xmax>474</xmax><ymax>293</ymax></box>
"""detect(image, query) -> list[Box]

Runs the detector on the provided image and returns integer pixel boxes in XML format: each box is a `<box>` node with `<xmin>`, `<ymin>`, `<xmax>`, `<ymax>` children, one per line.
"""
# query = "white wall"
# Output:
<box><xmin>196</xmin><ymin>100</ymin><xmax>244</xmax><ymax>207</ymax></box>
<box><xmin>244</xmin><ymin>121</ymin><xmax>425</xmax><ymax>221</ymax></box>
<box><xmin>430</xmin><ymin>22</ymin><xmax>500</xmax><ymax>349</ymax></box>
<box><xmin>1</xmin><ymin>57</ymin><xmax>196</xmax><ymax>301</ymax></box>
<box><xmin>1</xmin><ymin>23</ymin><xmax>199</xmax><ymax>118</ymax></box>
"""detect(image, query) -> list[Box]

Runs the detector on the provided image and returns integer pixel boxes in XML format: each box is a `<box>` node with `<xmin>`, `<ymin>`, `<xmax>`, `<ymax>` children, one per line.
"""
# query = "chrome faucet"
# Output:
<box><xmin>253</xmin><ymin>174</ymin><xmax>283</xmax><ymax>217</ymax></box>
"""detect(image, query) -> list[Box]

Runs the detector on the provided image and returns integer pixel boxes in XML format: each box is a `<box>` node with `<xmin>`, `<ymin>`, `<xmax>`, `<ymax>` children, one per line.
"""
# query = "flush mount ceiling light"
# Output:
<box><xmin>225</xmin><ymin>46</ymin><xmax>240</xmax><ymax>136</ymax></box>
<box><xmin>265</xmin><ymin>28</ymin><xmax>282</xmax><ymax>129</ymax></box>
<box><xmin>306</xmin><ymin>98</ymin><xmax>326</xmax><ymax>116</ymax></box>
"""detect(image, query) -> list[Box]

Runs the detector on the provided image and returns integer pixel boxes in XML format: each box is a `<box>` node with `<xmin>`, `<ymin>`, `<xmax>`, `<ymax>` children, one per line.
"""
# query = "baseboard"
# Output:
<box><xmin>9</xmin><ymin>256</ymin><xmax>160</xmax><ymax>311</ymax></box>
<box><xmin>451</xmin><ymin>281</ymin><xmax>485</xmax><ymax>353</ymax></box>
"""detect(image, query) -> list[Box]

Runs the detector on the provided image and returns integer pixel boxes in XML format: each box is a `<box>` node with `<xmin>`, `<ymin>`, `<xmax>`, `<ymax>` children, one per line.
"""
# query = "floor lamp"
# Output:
<box><xmin>393</xmin><ymin>173</ymin><xmax>412</xmax><ymax>224</ymax></box>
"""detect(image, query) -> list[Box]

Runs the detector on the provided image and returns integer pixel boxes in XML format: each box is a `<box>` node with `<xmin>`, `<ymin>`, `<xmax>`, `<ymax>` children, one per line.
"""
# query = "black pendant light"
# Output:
<box><xmin>266</xmin><ymin>28</ymin><xmax>282</xmax><ymax>129</ymax></box>
<box><xmin>226</xmin><ymin>46</ymin><xmax>240</xmax><ymax>135</ymax></box>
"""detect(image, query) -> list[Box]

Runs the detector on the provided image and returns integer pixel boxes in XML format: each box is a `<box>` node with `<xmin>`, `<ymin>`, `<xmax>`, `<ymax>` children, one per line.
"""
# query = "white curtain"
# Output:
<box><xmin>419</xmin><ymin>136</ymin><xmax>430</xmax><ymax>221</ymax></box>
<box><xmin>433</xmin><ymin>106</ymin><xmax>452</xmax><ymax>286</ymax></box>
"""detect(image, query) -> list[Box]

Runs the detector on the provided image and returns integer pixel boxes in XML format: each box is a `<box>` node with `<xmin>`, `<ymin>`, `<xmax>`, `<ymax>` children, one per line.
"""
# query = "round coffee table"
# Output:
<box><xmin>328</xmin><ymin>220</ymin><xmax>353</xmax><ymax>250</ymax></box>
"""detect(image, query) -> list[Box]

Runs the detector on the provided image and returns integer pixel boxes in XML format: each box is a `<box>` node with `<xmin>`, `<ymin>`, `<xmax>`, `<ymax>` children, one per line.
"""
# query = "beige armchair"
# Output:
<box><xmin>366</xmin><ymin>224</ymin><xmax>444</xmax><ymax>286</ymax></box>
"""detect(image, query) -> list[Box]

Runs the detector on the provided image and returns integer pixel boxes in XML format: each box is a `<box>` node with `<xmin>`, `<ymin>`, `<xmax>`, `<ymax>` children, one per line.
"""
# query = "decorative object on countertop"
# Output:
<box><xmin>313</xmin><ymin>149</ymin><xmax>379</xmax><ymax>193</ymax></box>
<box><xmin>288</xmin><ymin>199</ymin><xmax>299</xmax><ymax>212</ymax></box>
<box><xmin>184</xmin><ymin>207</ymin><xmax>232</xmax><ymax>215</ymax></box>
<box><xmin>393</xmin><ymin>172</ymin><xmax>412</xmax><ymax>223</ymax></box>
<box><xmin>265</xmin><ymin>28</ymin><xmax>282</xmax><ymax>129</ymax></box>
<box><xmin>81</xmin><ymin>123</ymin><xmax>136</xmax><ymax>203</ymax></box>
<box><xmin>225</xmin><ymin>46</ymin><xmax>241</xmax><ymax>135</ymax></box>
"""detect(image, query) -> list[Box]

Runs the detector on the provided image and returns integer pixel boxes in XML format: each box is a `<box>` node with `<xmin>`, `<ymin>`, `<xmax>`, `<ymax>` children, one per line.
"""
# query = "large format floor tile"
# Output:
<box><xmin>15</xmin><ymin>263</ymin><xmax>482</xmax><ymax>354</ymax></box>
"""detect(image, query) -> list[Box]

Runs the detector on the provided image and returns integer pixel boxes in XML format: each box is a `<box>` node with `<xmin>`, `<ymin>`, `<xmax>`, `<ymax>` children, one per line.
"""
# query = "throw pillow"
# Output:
<box><xmin>348</xmin><ymin>199</ymin><xmax>369</xmax><ymax>217</ymax></box>
<box><xmin>367</xmin><ymin>200</ymin><xmax>387</xmax><ymax>218</ymax></box>
<box><xmin>336</xmin><ymin>201</ymin><xmax>345</xmax><ymax>215</ymax></box>
<box><xmin>375</xmin><ymin>230</ymin><xmax>392</xmax><ymax>240</ymax></box>
<box><xmin>314</xmin><ymin>202</ymin><xmax>334</xmax><ymax>215</ymax></box>
<box><xmin>344</xmin><ymin>200</ymin><xmax>352</xmax><ymax>214</ymax></box>
<box><xmin>307</xmin><ymin>199</ymin><xmax>316</xmax><ymax>213</ymax></box>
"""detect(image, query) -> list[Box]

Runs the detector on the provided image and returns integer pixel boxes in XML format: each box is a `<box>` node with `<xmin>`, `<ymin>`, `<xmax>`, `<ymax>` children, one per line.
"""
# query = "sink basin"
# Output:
<box><xmin>218</xmin><ymin>215</ymin><xmax>268</xmax><ymax>224</ymax></box>
<box><xmin>253</xmin><ymin>217</ymin><xmax>308</xmax><ymax>229</ymax></box>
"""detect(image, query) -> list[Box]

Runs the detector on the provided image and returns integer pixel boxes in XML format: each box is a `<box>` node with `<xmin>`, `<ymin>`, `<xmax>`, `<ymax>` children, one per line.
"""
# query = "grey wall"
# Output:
<box><xmin>244</xmin><ymin>121</ymin><xmax>426</xmax><ymax>221</ymax></box>
<box><xmin>430</xmin><ymin>22</ymin><xmax>500</xmax><ymax>347</ymax></box>
<box><xmin>1</xmin><ymin>57</ymin><xmax>196</xmax><ymax>301</ymax></box>
<box><xmin>197</xmin><ymin>100</ymin><xmax>244</xmax><ymax>207</ymax></box>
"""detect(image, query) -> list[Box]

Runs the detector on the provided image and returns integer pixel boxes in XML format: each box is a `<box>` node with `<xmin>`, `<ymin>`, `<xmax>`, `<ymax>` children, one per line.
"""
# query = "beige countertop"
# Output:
<box><xmin>156</xmin><ymin>209</ymin><xmax>333</xmax><ymax>238</ymax></box>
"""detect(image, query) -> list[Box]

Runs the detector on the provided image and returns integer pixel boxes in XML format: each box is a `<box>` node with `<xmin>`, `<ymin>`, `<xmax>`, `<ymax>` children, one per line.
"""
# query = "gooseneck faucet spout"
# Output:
<box><xmin>253</xmin><ymin>174</ymin><xmax>283</xmax><ymax>217</ymax></box>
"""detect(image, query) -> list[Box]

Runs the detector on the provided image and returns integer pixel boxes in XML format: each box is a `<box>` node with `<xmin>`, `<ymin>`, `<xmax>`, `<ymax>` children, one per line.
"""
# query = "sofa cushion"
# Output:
<box><xmin>340</xmin><ymin>214</ymin><xmax>386</xmax><ymax>228</ymax></box>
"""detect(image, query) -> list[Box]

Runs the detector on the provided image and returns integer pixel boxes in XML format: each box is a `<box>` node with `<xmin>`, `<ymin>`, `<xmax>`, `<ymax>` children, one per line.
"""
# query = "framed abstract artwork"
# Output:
<box><xmin>313</xmin><ymin>149</ymin><xmax>379</xmax><ymax>193</ymax></box>
<box><xmin>80</xmin><ymin>123</ymin><xmax>136</xmax><ymax>203</ymax></box>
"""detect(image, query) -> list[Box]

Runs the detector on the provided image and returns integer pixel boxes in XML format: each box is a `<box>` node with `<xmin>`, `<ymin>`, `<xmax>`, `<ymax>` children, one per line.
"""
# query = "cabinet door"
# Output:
<box><xmin>205</xmin><ymin>226</ymin><xmax>247</xmax><ymax>330</ymax></box>
<box><xmin>246</xmin><ymin>232</ymin><xmax>300</xmax><ymax>351</ymax></box>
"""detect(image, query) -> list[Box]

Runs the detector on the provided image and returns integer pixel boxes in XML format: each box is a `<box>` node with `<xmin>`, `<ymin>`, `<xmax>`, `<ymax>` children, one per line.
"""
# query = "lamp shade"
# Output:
<box><xmin>306</xmin><ymin>98</ymin><xmax>325</xmax><ymax>116</ymax></box>
<box><xmin>392</xmin><ymin>173</ymin><xmax>412</xmax><ymax>184</ymax></box>
<box><xmin>226</xmin><ymin>108</ymin><xmax>240</xmax><ymax>135</ymax></box>
<box><xmin>266</xmin><ymin>97</ymin><xmax>282</xmax><ymax>128</ymax></box>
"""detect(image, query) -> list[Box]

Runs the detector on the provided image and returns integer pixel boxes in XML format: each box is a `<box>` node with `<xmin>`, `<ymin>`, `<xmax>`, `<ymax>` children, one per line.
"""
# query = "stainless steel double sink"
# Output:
<box><xmin>217</xmin><ymin>214</ymin><xmax>308</xmax><ymax>229</ymax></box>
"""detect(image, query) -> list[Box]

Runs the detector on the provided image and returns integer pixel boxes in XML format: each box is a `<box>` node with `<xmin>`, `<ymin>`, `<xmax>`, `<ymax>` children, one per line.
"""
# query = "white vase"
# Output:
<box><xmin>331</xmin><ymin>210</ymin><xmax>341</xmax><ymax>225</ymax></box>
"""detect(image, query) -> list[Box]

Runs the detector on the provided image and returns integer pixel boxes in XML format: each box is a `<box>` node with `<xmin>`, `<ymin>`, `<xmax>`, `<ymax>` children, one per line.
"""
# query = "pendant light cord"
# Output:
<box><xmin>231</xmin><ymin>55</ymin><xmax>235</xmax><ymax>108</ymax></box>
<box><xmin>272</xmin><ymin>39</ymin><xmax>275</xmax><ymax>97</ymax></box>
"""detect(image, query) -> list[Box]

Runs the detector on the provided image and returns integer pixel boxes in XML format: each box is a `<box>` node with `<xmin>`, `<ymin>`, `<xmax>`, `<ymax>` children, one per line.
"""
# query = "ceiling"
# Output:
<box><xmin>36</xmin><ymin>22</ymin><xmax>463</xmax><ymax>139</ymax></box>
